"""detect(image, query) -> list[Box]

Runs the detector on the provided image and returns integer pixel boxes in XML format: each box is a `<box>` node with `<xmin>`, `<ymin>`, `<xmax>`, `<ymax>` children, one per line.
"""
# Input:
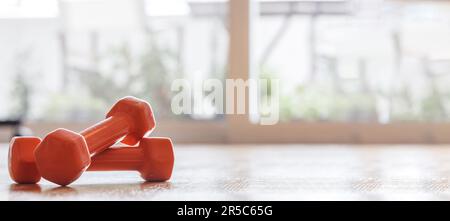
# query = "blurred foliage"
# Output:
<box><xmin>10</xmin><ymin>32</ymin><xmax>450</xmax><ymax>123</ymax></box>
<box><xmin>81</xmin><ymin>36</ymin><xmax>177</xmax><ymax>119</ymax></box>
<box><xmin>259</xmin><ymin>66</ymin><xmax>277</xmax><ymax>98</ymax></box>
<box><xmin>420</xmin><ymin>93</ymin><xmax>446</xmax><ymax>121</ymax></box>
<box><xmin>42</xmin><ymin>33</ymin><xmax>181</xmax><ymax>121</ymax></box>
<box><xmin>279</xmin><ymin>84</ymin><xmax>377</xmax><ymax>122</ymax></box>
<box><xmin>262</xmin><ymin>65</ymin><xmax>450</xmax><ymax>123</ymax></box>
<box><xmin>9</xmin><ymin>49</ymin><xmax>35</xmax><ymax>120</ymax></box>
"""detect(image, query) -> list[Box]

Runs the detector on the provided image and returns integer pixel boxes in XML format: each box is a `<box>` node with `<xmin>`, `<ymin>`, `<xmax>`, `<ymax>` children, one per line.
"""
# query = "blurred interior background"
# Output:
<box><xmin>2</xmin><ymin>0</ymin><xmax>450</xmax><ymax>144</ymax></box>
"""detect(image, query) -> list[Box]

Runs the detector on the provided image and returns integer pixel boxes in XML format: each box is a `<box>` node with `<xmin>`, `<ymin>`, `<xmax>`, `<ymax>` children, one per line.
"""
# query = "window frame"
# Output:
<box><xmin>224</xmin><ymin>0</ymin><xmax>450</xmax><ymax>144</ymax></box>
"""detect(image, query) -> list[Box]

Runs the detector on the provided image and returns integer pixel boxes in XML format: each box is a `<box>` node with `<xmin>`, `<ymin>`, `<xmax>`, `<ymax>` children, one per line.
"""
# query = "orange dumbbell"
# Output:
<box><xmin>34</xmin><ymin>96</ymin><xmax>155</xmax><ymax>186</ymax></box>
<box><xmin>89</xmin><ymin>137</ymin><xmax>174</xmax><ymax>181</ymax></box>
<box><xmin>9</xmin><ymin>137</ymin><xmax>174</xmax><ymax>184</ymax></box>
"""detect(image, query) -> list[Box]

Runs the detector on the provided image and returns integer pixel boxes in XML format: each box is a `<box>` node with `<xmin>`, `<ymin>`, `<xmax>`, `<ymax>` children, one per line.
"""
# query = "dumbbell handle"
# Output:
<box><xmin>88</xmin><ymin>147</ymin><xmax>142</xmax><ymax>171</ymax></box>
<box><xmin>80</xmin><ymin>114</ymin><xmax>131</xmax><ymax>156</ymax></box>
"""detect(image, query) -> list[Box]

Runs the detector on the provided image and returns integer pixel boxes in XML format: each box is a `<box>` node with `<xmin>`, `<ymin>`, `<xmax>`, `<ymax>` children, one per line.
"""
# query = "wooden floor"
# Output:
<box><xmin>3</xmin><ymin>143</ymin><xmax>450</xmax><ymax>200</ymax></box>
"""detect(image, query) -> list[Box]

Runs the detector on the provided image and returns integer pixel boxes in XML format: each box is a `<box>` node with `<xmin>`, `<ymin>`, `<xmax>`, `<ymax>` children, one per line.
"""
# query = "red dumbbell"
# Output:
<box><xmin>9</xmin><ymin>137</ymin><xmax>174</xmax><ymax>184</ymax></box>
<box><xmin>34</xmin><ymin>96</ymin><xmax>155</xmax><ymax>186</ymax></box>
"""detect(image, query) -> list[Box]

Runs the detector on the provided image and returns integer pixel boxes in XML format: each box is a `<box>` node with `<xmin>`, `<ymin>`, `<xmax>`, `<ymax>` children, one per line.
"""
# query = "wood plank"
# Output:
<box><xmin>2</xmin><ymin>144</ymin><xmax>450</xmax><ymax>200</ymax></box>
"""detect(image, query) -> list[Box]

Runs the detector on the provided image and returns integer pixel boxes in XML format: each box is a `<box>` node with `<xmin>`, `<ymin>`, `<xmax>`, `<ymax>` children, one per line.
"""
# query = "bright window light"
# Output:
<box><xmin>145</xmin><ymin>0</ymin><xmax>190</xmax><ymax>17</ymax></box>
<box><xmin>0</xmin><ymin>0</ymin><xmax>59</xmax><ymax>19</ymax></box>
<box><xmin>61</xmin><ymin>0</ymin><xmax>143</xmax><ymax>31</ymax></box>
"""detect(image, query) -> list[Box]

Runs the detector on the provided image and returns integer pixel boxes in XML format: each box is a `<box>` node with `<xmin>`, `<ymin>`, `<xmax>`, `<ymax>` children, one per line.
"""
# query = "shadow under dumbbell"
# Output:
<box><xmin>9</xmin><ymin>184</ymin><xmax>42</xmax><ymax>193</ymax></box>
<box><xmin>8</xmin><ymin>182</ymin><xmax>172</xmax><ymax>200</ymax></box>
<box><xmin>9</xmin><ymin>184</ymin><xmax>77</xmax><ymax>196</ymax></box>
<box><xmin>66</xmin><ymin>181</ymin><xmax>172</xmax><ymax>194</ymax></box>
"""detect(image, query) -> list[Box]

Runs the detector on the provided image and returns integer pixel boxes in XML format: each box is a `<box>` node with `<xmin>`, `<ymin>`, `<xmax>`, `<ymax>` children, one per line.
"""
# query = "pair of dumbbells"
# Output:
<box><xmin>8</xmin><ymin>96</ymin><xmax>174</xmax><ymax>186</ymax></box>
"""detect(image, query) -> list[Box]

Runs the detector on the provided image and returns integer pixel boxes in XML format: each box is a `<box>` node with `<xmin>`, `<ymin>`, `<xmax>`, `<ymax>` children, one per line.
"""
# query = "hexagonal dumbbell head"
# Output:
<box><xmin>34</xmin><ymin>96</ymin><xmax>155</xmax><ymax>186</ymax></box>
<box><xmin>106</xmin><ymin>96</ymin><xmax>155</xmax><ymax>145</ymax></box>
<box><xmin>8</xmin><ymin>137</ymin><xmax>41</xmax><ymax>184</ymax></box>
<box><xmin>139</xmin><ymin>137</ymin><xmax>175</xmax><ymax>181</ymax></box>
<box><xmin>34</xmin><ymin>129</ymin><xmax>89</xmax><ymax>186</ymax></box>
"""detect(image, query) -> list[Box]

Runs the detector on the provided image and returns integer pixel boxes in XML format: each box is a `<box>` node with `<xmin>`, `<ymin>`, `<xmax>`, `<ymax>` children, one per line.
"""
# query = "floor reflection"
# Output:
<box><xmin>9</xmin><ymin>184</ymin><xmax>42</xmax><ymax>193</ymax></box>
<box><xmin>44</xmin><ymin>186</ymin><xmax>78</xmax><ymax>196</ymax></box>
<box><xmin>8</xmin><ymin>181</ymin><xmax>172</xmax><ymax>200</ymax></box>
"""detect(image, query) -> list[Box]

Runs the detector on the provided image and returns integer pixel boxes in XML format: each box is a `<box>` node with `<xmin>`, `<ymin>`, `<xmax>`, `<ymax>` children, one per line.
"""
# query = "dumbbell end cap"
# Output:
<box><xmin>140</xmin><ymin>137</ymin><xmax>174</xmax><ymax>181</ymax></box>
<box><xmin>9</xmin><ymin>136</ymin><xmax>41</xmax><ymax>184</ymax></box>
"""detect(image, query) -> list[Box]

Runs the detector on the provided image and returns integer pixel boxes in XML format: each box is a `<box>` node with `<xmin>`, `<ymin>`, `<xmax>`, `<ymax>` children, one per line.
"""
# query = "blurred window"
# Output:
<box><xmin>254</xmin><ymin>0</ymin><xmax>450</xmax><ymax>123</ymax></box>
<box><xmin>3</xmin><ymin>0</ymin><xmax>450</xmax><ymax>125</ymax></box>
<box><xmin>0</xmin><ymin>0</ymin><xmax>228</xmax><ymax>122</ymax></box>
